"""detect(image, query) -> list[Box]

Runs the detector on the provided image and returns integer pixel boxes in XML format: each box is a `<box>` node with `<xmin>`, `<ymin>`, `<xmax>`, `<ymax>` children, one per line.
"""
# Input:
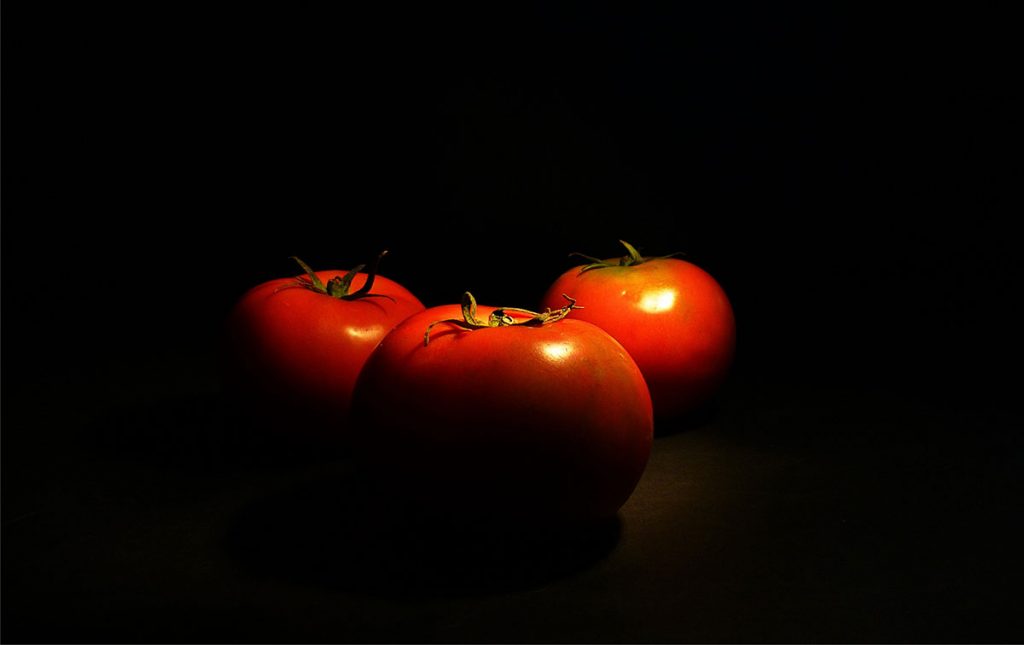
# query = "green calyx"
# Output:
<box><xmin>570</xmin><ymin>239</ymin><xmax>683</xmax><ymax>274</ymax></box>
<box><xmin>286</xmin><ymin>250</ymin><xmax>395</xmax><ymax>301</ymax></box>
<box><xmin>424</xmin><ymin>292</ymin><xmax>581</xmax><ymax>346</ymax></box>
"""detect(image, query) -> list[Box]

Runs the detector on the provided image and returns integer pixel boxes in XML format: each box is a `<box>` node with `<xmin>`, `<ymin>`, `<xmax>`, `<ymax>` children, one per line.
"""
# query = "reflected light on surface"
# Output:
<box><xmin>541</xmin><ymin>342</ymin><xmax>573</xmax><ymax>362</ymax></box>
<box><xmin>638</xmin><ymin>288</ymin><xmax>676</xmax><ymax>313</ymax></box>
<box><xmin>346</xmin><ymin>326</ymin><xmax>383</xmax><ymax>341</ymax></box>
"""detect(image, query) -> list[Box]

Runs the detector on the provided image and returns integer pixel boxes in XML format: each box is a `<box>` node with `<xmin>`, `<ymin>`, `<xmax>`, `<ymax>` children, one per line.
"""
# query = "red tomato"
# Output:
<box><xmin>224</xmin><ymin>253</ymin><xmax>425</xmax><ymax>441</ymax></box>
<box><xmin>350</xmin><ymin>293</ymin><xmax>654</xmax><ymax>523</ymax></box>
<box><xmin>541</xmin><ymin>241</ymin><xmax>736</xmax><ymax>420</ymax></box>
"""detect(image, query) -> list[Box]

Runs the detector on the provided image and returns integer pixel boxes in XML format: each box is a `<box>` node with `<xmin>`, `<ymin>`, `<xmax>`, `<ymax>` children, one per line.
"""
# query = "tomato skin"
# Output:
<box><xmin>224</xmin><ymin>270</ymin><xmax>425</xmax><ymax>441</ymax></box>
<box><xmin>350</xmin><ymin>303</ymin><xmax>654</xmax><ymax>523</ymax></box>
<box><xmin>542</xmin><ymin>258</ymin><xmax>736</xmax><ymax>420</ymax></box>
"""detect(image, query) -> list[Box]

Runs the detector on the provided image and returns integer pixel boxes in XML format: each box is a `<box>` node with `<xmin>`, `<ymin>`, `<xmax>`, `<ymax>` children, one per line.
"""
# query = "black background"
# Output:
<box><xmin>5</xmin><ymin>3</ymin><xmax>1021</xmax><ymax>401</ymax></box>
<box><xmin>3</xmin><ymin>3</ymin><xmax>1022</xmax><ymax>643</ymax></box>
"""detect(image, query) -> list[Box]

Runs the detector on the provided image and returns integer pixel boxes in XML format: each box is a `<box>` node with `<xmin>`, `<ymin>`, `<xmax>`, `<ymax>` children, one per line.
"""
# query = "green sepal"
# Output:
<box><xmin>570</xmin><ymin>240</ymin><xmax>685</xmax><ymax>274</ymax></box>
<box><xmin>290</xmin><ymin>256</ymin><xmax>326</xmax><ymax>292</ymax></box>
<box><xmin>619</xmin><ymin>239</ymin><xmax>645</xmax><ymax>264</ymax></box>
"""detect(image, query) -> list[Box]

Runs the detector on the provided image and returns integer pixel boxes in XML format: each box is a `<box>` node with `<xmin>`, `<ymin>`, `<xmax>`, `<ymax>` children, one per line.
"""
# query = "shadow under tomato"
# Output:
<box><xmin>223</xmin><ymin>471</ymin><xmax>622</xmax><ymax>599</ymax></box>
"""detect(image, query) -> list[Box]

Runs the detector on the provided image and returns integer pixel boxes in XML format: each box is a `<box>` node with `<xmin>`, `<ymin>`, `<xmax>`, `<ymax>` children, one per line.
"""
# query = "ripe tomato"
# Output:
<box><xmin>350</xmin><ymin>293</ymin><xmax>654</xmax><ymax>523</ymax></box>
<box><xmin>541</xmin><ymin>241</ymin><xmax>735</xmax><ymax>420</ymax></box>
<box><xmin>224</xmin><ymin>252</ymin><xmax>425</xmax><ymax>441</ymax></box>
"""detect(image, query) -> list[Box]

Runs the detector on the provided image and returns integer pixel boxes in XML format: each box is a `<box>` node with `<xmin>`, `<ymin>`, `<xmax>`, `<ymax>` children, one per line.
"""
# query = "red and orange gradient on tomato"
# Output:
<box><xmin>541</xmin><ymin>241</ymin><xmax>736</xmax><ymax>420</ymax></box>
<box><xmin>224</xmin><ymin>252</ymin><xmax>425</xmax><ymax>442</ymax></box>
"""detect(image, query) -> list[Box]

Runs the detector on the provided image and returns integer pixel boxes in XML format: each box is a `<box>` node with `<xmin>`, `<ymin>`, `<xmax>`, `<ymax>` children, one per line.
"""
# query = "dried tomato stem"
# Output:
<box><xmin>424</xmin><ymin>292</ymin><xmax>581</xmax><ymax>346</ymax></box>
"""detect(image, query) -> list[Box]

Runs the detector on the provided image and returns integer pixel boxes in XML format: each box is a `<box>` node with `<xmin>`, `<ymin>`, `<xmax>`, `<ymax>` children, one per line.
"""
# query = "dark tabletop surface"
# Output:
<box><xmin>3</xmin><ymin>348</ymin><xmax>1022</xmax><ymax>644</ymax></box>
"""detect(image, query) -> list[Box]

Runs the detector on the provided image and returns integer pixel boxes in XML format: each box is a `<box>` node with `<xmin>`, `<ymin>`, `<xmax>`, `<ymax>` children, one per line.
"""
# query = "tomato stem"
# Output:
<box><xmin>341</xmin><ymin>249</ymin><xmax>388</xmax><ymax>300</ymax></box>
<box><xmin>424</xmin><ymin>292</ymin><xmax>582</xmax><ymax>346</ymax></box>
<box><xmin>569</xmin><ymin>240</ymin><xmax>684</xmax><ymax>274</ymax></box>
<box><xmin>285</xmin><ymin>251</ymin><xmax>396</xmax><ymax>302</ymax></box>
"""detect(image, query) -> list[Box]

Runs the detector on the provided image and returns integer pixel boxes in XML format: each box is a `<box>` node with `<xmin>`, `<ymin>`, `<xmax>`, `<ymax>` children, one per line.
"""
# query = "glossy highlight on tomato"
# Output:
<box><xmin>350</xmin><ymin>293</ymin><xmax>654</xmax><ymax>523</ymax></box>
<box><xmin>224</xmin><ymin>252</ymin><xmax>425</xmax><ymax>441</ymax></box>
<box><xmin>541</xmin><ymin>241</ymin><xmax>736</xmax><ymax>420</ymax></box>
